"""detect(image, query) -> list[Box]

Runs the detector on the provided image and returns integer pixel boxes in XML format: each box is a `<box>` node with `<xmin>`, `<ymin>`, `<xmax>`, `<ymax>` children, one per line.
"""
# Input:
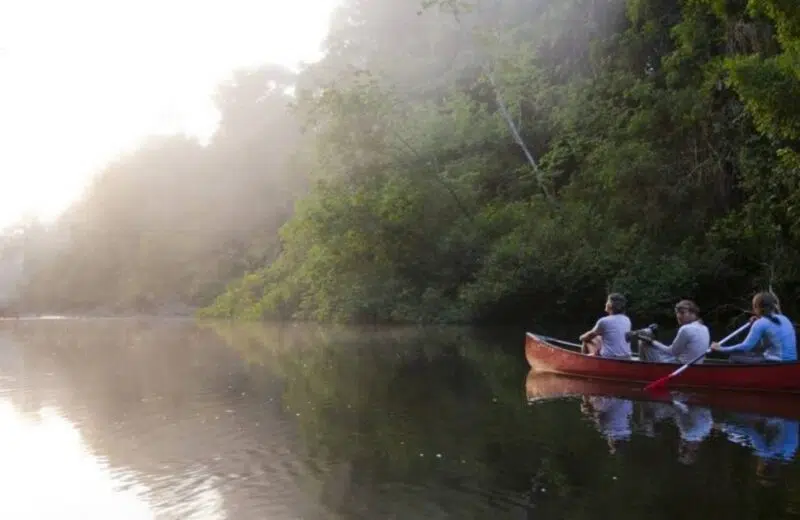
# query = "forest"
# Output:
<box><xmin>5</xmin><ymin>0</ymin><xmax>800</xmax><ymax>325</ymax></box>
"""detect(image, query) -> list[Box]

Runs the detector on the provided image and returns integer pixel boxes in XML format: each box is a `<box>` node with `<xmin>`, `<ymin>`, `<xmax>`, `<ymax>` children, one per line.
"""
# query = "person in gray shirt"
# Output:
<box><xmin>639</xmin><ymin>300</ymin><xmax>710</xmax><ymax>364</ymax></box>
<box><xmin>579</xmin><ymin>293</ymin><xmax>632</xmax><ymax>358</ymax></box>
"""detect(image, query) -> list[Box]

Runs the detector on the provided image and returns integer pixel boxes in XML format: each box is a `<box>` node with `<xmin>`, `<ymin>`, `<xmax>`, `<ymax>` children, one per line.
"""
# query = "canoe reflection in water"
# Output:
<box><xmin>638</xmin><ymin>399</ymin><xmax>714</xmax><ymax>465</ymax></box>
<box><xmin>528</xmin><ymin>371</ymin><xmax>800</xmax><ymax>468</ymax></box>
<box><xmin>579</xmin><ymin>394</ymin><xmax>713</xmax><ymax>463</ymax></box>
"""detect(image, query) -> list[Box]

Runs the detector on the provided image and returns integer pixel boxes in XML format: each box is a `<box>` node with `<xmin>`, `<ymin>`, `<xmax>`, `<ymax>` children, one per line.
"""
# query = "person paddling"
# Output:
<box><xmin>710</xmin><ymin>292</ymin><xmax>797</xmax><ymax>363</ymax></box>
<box><xmin>579</xmin><ymin>293</ymin><xmax>632</xmax><ymax>358</ymax></box>
<box><xmin>639</xmin><ymin>300</ymin><xmax>710</xmax><ymax>364</ymax></box>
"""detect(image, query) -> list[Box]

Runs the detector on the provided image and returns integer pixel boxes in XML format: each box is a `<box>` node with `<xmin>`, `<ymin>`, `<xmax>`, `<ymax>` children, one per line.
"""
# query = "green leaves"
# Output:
<box><xmin>725</xmin><ymin>54</ymin><xmax>800</xmax><ymax>139</ymax></box>
<box><xmin>110</xmin><ymin>0</ymin><xmax>800</xmax><ymax>323</ymax></box>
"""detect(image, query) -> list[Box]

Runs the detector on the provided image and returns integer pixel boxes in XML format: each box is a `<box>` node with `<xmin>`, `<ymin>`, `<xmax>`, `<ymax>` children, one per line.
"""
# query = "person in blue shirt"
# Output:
<box><xmin>711</xmin><ymin>291</ymin><xmax>797</xmax><ymax>362</ymax></box>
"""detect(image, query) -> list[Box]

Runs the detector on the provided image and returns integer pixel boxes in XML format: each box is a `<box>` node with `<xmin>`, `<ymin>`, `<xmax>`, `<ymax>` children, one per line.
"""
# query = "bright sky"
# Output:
<box><xmin>0</xmin><ymin>0</ymin><xmax>339</xmax><ymax>229</ymax></box>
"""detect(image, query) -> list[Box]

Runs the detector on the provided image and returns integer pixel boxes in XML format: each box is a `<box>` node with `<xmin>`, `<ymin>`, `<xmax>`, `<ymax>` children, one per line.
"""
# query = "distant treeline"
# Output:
<box><xmin>7</xmin><ymin>0</ymin><xmax>800</xmax><ymax>325</ymax></box>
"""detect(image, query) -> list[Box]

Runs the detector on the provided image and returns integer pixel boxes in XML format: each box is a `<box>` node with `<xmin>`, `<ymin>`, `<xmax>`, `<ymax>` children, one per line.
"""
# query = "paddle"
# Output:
<box><xmin>643</xmin><ymin>321</ymin><xmax>752</xmax><ymax>392</ymax></box>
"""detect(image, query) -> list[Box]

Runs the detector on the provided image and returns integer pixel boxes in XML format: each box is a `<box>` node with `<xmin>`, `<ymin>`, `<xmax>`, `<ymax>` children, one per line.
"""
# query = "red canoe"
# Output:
<box><xmin>525</xmin><ymin>332</ymin><xmax>800</xmax><ymax>394</ymax></box>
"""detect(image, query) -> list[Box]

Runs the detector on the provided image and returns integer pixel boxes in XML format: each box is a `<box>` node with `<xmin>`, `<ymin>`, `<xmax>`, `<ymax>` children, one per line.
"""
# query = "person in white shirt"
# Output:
<box><xmin>639</xmin><ymin>300</ymin><xmax>710</xmax><ymax>364</ymax></box>
<box><xmin>579</xmin><ymin>293</ymin><xmax>632</xmax><ymax>359</ymax></box>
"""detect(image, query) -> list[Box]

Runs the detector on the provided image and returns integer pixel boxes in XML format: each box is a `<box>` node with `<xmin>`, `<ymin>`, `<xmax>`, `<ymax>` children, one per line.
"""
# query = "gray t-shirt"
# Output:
<box><xmin>652</xmin><ymin>320</ymin><xmax>710</xmax><ymax>364</ymax></box>
<box><xmin>594</xmin><ymin>314</ymin><xmax>632</xmax><ymax>358</ymax></box>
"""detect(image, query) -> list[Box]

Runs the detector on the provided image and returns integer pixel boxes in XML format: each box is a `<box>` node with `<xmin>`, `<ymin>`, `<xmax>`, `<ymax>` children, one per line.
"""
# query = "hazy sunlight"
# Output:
<box><xmin>0</xmin><ymin>0</ymin><xmax>339</xmax><ymax>229</ymax></box>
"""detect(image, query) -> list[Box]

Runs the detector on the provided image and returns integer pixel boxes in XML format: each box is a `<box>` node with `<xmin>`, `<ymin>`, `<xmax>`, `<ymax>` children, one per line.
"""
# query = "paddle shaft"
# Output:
<box><xmin>658</xmin><ymin>321</ymin><xmax>752</xmax><ymax>380</ymax></box>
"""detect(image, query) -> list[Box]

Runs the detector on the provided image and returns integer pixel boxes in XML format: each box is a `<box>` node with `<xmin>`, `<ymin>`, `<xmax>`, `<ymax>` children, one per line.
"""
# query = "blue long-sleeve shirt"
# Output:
<box><xmin>719</xmin><ymin>315</ymin><xmax>797</xmax><ymax>361</ymax></box>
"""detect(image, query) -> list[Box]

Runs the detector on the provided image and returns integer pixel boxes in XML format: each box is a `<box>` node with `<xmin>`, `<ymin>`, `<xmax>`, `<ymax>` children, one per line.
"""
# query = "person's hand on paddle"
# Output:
<box><xmin>710</xmin><ymin>341</ymin><xmax>722</xmax><ymax>351</ymax></box>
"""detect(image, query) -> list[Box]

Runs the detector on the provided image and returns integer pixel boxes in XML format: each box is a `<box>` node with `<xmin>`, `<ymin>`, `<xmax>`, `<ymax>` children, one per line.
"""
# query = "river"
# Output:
<box><xmin>0</xmin><ymin>317</ymin><xmax>796</xmax><ymax>519</ymax></box>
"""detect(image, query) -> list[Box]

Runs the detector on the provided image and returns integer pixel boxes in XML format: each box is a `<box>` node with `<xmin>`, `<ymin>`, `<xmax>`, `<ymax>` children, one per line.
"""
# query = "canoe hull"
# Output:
<box><xmin>525</xmin><ymin>332</ymin><xmax>800</xmax><ymax>393</ymax></box>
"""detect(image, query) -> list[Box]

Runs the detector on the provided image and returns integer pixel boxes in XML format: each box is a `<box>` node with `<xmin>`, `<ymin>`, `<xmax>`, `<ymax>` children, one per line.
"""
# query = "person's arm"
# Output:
<box><xmin>580</xmin><ymin>319</ymin><xmax>604</xmax><ymax>342</ymax></box>
<box><xmin>650</xmin><ymin>326</ymin><xmax>690</xmax><ymax>357</ymax></box>
<box><xmin>716</xmin><ymin>319</ymin><xmax>766</xmax><ymax>353</ymax></box>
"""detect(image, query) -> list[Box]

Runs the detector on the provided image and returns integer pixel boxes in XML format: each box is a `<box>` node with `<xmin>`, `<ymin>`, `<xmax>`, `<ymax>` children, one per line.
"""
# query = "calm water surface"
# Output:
<box><xmin>0</xmin><ymin>318</ymin><xmax>796</xmax><ymax>519</ymax></box>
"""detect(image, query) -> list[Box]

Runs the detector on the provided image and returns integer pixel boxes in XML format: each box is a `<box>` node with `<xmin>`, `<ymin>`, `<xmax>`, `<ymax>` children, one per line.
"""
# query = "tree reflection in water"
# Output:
<box><xmin>0</xmin><ymin>319</ymin><xmax>796</xmax><ymax>519</ymax></box>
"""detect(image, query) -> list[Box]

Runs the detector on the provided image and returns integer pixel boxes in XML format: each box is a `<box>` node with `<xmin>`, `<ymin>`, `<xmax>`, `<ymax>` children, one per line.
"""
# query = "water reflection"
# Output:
<box><xmin>717</xmin><ymin>415</ymin><xmax>799</xmax><ymax>487</ymax></box>
<box><xmin>673</xmin><ymin>401</ymin><xmax>713</xmax><ymax>465</ymax></box>
<box><xmin>0</xmin><ymin>319</ymin><xmax>323</xmax><ymax>519</ymax></box>
<box><xmin>718</xmin><ymin>416</ymin><xmax>799</xmax><ymax>462</ymax></box>
<box><xmin>581</xmin><ymin>396</ymin><xmax>633</xmax><ymax>454</ymax></box>
<box><xmin>0</xmin><ymin>400</ymin><xmax>152</xmax><ymax>519</ymax></box>
<box><xmin>528</xmin><ymin>371</ymin><xmax>800</xmax><ymax>478</ymax></box>
<box><xmin>578</xmin><ymin>392</ymin><xmax>716</xmax><ymax>463</ymax></box>
<box><xmin>0</xmin><ymin>398</ymin><xmax>229</xmax><ymax>519</ymax></box>
<box><xmin>0</xmin><ymin>319</ymin><xmax>799</xmax><ymax>518</ymax></box>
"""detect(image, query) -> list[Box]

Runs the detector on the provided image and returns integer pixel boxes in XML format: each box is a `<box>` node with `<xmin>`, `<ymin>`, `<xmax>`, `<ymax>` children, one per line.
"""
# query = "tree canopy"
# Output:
<box><xmin>9</xmin><ymin>0</ymin><xmax>800</xmax><ymax>325</ymax></box>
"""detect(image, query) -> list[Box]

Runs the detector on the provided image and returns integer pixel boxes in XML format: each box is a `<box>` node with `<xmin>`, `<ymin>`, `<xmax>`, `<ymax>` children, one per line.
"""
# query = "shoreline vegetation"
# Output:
<box><xmin>3</xmin><ymin>0</ymin><xmax>800</xmax><ymax>327</ymax></box>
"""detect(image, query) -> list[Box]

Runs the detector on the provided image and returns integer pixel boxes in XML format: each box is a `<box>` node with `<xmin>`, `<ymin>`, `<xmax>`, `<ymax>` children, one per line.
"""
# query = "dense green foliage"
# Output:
<box><xmin>8</xmin><ymin>0</ymin><xmax>800</xmax><ymax>324</ymax></box>
<box><xmin>202</xmin><ymin>0</ymin><xmax>800</xmax><ymax>324</ymax></box>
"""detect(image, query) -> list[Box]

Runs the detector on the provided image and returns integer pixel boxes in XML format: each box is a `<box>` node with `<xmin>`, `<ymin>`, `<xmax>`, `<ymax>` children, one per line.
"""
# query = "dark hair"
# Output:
<box><xmin>753</xmin><ymin>292</ymin><xmax>781</xmax><ymax>325</ymax></box>
<box><xmin>607</xmin><ymin>293</ymin><xmax>627</xmax><ymax>314</ymax></box>
<box><xmin>674</xmin><ymin>300</ymin><xmax>700</xmax><ymax>315</ymax></box>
